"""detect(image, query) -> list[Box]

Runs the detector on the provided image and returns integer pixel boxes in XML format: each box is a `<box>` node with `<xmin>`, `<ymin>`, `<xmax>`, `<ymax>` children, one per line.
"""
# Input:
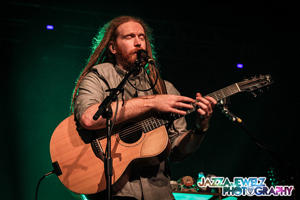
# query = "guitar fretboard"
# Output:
<box><xmin>206</xmin><ymin>83</ymin><xmax>240</xmax><ymax>101</ymax></box>
<box><xmin>139</xmin><ymin>83</ymin><xmax>241</xmax><ymax>133</ymax></box>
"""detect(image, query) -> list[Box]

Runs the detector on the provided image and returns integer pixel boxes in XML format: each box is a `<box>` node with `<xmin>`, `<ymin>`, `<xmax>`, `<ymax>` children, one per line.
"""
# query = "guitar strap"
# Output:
<box><xmin>157</xmin><ymin>77</ymin><xmax>167</xmax><ymax>95</ymax></box>
<box><xmin>147</xmin><ymin>73</ymin><xmax>167</xmax><ymax>95</ymax></box>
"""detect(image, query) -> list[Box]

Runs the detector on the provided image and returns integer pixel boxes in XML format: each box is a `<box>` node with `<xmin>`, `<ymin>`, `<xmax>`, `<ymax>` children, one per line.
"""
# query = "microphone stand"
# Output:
<box><xmin>93</xmin><ymin>59</ymin><xmax>143</xmax><ymax>200</ymax></box>
<box><xmin>218</xmin><ymin>99</ymin><xmax>299</xmax><ymax>199</ymax></box>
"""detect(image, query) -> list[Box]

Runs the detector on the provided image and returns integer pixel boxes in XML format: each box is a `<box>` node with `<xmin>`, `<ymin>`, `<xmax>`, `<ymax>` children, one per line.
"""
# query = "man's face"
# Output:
<box><xmin>114</xmin><ymin>21</ymin><xmax>147</xmax><ymax>71</ymax></box>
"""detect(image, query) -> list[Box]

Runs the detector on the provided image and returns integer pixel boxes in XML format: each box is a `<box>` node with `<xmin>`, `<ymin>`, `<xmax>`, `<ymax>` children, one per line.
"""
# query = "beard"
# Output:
<box><xmin>115</xmin><ymin>46</ymin><xmax>142</xmax><ymax>71</ymax></box>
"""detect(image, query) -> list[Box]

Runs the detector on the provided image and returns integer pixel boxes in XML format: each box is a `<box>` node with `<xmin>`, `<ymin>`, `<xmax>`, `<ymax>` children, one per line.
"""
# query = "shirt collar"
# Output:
<box><xmin>114</xmin><ymin>65</ymin><xmax>146</xmax><ymax>81</ymax></box>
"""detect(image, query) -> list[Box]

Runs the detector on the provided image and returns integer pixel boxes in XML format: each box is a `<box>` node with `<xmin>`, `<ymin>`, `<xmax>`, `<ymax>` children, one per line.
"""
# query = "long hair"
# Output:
<box><xmin>70</xmin><ymin>16</ymin><xmax>164</xmax><ymax>114</ymax></box>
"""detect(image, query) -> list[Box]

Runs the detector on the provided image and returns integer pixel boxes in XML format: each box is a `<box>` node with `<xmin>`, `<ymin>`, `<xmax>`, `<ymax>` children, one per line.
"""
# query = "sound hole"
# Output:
<box><xmin>119</xmin><ymin>123</ymin><xmax>143</xmax><ymax>144</ymax></box>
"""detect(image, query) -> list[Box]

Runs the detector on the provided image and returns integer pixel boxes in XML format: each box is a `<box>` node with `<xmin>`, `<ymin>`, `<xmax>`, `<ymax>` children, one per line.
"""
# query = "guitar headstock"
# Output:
<box><xmin>237</xmin><ymin>74</ymin><xmax>274</xmax><ymax>93</ymax></box>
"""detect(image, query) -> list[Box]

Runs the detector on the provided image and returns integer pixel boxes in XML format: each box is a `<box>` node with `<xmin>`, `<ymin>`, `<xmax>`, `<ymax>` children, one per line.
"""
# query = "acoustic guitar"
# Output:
<box><xmin>50</xmin><ymin>74</ymin><xmax>273</xmax><ymax>196</ymax></box>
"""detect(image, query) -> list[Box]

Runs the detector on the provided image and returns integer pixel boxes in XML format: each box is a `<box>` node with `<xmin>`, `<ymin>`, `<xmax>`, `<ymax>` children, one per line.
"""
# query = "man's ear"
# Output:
<box><xmin>108</xmin><ymin>42</ymin><xmax>116</xmax><ymax>54</ymax></box>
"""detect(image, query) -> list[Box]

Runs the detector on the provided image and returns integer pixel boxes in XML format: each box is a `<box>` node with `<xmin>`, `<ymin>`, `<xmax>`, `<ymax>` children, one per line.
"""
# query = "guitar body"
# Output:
<box><xmin>50</xmin><ymin>115</ymin><xmax>171</xmax><ymax>196</ymax></box>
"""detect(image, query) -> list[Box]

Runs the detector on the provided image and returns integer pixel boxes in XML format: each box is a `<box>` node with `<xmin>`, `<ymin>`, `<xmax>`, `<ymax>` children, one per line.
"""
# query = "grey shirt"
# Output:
<box><xmin>74</xmin><ymin>63</ymin><xmax>189</xmax><ymax>200</ymax></box>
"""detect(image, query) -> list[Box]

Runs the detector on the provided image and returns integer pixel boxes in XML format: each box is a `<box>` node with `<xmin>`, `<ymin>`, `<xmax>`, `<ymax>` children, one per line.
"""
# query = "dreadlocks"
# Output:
<box><xmin>70</xmin><ymin>16</ymin><xmax>165</xmax><ymax>114</ymax></box>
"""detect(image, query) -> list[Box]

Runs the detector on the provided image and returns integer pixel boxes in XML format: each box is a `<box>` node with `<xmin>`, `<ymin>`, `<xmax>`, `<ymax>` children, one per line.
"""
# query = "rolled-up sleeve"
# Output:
<box><xmin>74</xmin><ymin>71</ymin><xmax>107</xmax><ymax>122</ymax></box>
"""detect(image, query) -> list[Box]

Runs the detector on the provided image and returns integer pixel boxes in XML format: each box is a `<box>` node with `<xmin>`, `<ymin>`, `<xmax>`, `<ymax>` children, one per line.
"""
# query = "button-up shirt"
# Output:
<box><xmin>74</xmin><ymin>63</ymin><xmax>189</xmax><ymax>200</ymax></box>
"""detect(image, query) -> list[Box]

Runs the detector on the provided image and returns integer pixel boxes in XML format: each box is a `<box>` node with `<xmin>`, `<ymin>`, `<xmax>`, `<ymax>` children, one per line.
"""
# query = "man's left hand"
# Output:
<box><xmin>194</xmin><ymin>93</ymin><xmax>217</xmax><ymax>131</ymax></box>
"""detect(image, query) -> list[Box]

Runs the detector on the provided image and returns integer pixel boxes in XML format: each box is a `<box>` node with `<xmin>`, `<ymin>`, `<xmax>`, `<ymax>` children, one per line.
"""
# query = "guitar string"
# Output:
<box><xmin>99</xmin><ymin>116</ymin><xmax>165</xmax><ymax>148</ymax></box>
<box><xmin>97</xmin><ymin>81</ymin><xmax>268</xmax><ymax>149</ymax></box>
<box><xmin>101</xmin><ymin>121</ymin><xmax>144</xmax><ymax>142</ymax></box>
<box><xmin>98</xmin><ymin>92</ymin><xmax>228</xmax><ymax>147</ymax></box>
<box><xmin>97</xmin><ymin>116</ymin><xmax>158</xmax><ymax>141</ymax></box>
<box><xmin>205</xmin><ymin>85</ymin><xmax>238</xmax><ymax>101</ymax></box>
<box><xmin>98</xmin><ymin>108</ymin><xmax>188</xmax><ymax>146</ymax></box>
<box><xmin>112</xmin><ymin>79</ymin><xmax>272</xmax><ymax>144</ymax></box>
<box><xmin>98</xmin><ymin>85</ymin><xmax>239</xmax><ymax>146</ymax></box>
<box><xmin>114</xmin><ymin>114</ymin><xmax>171</xmax><ymax>142</ymax></box>
<box><xmin>98</xmin><ymin>116</ymin><xmax>163</xmax><ymax>146</ymax></box>
<box><xmin>113</xmin><ymin>85</ymin><xmax>237</xmax><ymax>141</ymax></box>
<box><xmin>99</xmin><ymin>105</ymin><xmax>202</xmax><ymax>148</ymax></box>
<box><xmin>98</xmin><ymin>104</ymin><xmax>198</xmax><ymax>148</ymax></box>
<box><xmin>95</xmin><ymin>81</ymin><xmax>268</xmax><ymax>153</ymax></box>
<box><xmin>111</xmin><ymin>87</ymin><xmax>235</xmax><ymax>142</ymax></box>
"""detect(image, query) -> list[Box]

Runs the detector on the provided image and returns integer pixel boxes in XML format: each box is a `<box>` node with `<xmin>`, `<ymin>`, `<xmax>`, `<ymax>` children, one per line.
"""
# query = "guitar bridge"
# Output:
<box><xmin>91</xmin><ymin>139</ymin><xmax>105</xmax><ymax>161</ymax></box>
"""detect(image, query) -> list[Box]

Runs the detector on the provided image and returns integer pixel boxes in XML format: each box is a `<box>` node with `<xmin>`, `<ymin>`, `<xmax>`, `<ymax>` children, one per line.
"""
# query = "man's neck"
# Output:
<box><xmin>116</xmin><ymin>63</ymin><xmax>141</xmax><ymax>77</ymax></box>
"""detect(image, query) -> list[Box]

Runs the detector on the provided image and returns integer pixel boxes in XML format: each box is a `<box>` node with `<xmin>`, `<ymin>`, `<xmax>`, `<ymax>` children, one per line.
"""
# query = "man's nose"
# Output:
<box><xmin>134</xmin><ymin>37</ymin><xmax>141</xmax><ymax>47</ymax></box>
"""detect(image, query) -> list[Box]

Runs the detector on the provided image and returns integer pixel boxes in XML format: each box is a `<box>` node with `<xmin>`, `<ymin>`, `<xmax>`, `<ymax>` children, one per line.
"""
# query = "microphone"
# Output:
<box><xmin>136</xmin><ymin>49</ymin><xmax>155</xmax><ymax>65</ymax></box>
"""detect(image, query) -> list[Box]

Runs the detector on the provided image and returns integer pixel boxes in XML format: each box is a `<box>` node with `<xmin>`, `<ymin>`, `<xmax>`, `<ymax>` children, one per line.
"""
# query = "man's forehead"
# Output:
<box><xmin>117</xmin><ymin>21</ymin><xmax>145</xmax><ymax>35</ymax></box>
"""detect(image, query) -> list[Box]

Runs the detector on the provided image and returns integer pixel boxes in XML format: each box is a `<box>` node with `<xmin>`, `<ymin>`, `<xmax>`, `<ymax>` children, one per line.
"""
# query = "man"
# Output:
<box><xmin>71</xmin><ymin>16</ymin><xmax>217</xmax><ymax>200</ymax></box>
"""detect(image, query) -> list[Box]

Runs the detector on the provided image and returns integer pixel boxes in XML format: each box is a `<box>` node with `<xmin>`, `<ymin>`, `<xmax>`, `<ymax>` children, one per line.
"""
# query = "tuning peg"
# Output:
<box><xmin>259</xmin><ymin>89</ymin><xmax>263</xmax><ymax>94</ymax></box>
<box><xmin>251</xmin><ymin>92</ymin><xmax>257</xmax><ymax>98</ymax></box>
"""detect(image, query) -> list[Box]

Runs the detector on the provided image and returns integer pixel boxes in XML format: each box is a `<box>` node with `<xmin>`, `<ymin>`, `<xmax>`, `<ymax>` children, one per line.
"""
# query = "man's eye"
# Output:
<box><xmin>125</xmin><ymin>35</ymin><xmax>133</xmax><ymax>39</ymax></box>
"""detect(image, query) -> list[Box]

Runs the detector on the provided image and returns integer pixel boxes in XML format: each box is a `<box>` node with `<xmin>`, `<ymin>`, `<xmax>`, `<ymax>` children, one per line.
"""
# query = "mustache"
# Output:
<box><xmin>130</xmin><ymin>48</ymin><xmax>143</xmax><ymax>55</ymax></box>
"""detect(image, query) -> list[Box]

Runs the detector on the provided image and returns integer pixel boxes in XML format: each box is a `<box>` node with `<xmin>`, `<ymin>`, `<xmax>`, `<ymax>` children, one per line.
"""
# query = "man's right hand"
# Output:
<box><xmin>146</xmin><ymin>94</ymin><xmax>195</xmax><ymax>116</ymax></box>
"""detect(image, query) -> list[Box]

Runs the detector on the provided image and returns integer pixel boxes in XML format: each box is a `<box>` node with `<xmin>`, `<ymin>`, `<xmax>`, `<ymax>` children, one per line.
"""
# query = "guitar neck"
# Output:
<box><xmin>205</xmin><ymin>83</ymin><xmax>241</xmax><ymax>101</ymax></box>
<box><xmin>140</xmin><ymin>83</ymin><xmax>241</xmax><ymax>132</ymax></box>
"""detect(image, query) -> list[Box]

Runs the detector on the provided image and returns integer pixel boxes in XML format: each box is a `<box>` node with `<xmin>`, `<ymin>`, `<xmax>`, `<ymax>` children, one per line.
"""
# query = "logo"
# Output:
<box><xmin>197</xmin><ymin>177</ymin><xmax>294</xmax><ymax>197</ymax></box>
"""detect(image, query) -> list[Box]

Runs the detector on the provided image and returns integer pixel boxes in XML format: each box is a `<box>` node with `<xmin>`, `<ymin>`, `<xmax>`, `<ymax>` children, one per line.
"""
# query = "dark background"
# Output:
<box><xmin>1</xmin><ymin>1</ymin><xmax>299</xmax><ymax>199</ymax></box>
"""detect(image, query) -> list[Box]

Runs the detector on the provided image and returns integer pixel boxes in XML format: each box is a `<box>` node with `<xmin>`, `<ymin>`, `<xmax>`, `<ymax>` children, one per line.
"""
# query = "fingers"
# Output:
<box><xmin>154</xmin><ymin>95</ymin><xmax>194</xmax><ymax>115</ymax></box>
<box><xmin>195</xmin><ymin>93</ymin><xmax>217</xmax><ymax>117</ymax></box>
<box><xmin>169</xmin><ymin>108</ymin><xmax>188</xmax><ymax>116</ymax></box>
<box><xmin>177</xmin><ymin>96</ymin><xmax>195</xmax><ymax>104</ymax></box>
<box><xmin>154</xmin><ymin>94</ymin><xmax>216</xmax><ymax>116</ymax></box>
<box><xmin>170</xmin><ymin>96</ymin><xmax>194</xmax><ymax>115</ymax></box>
<box><xmin>205</xmin><ymin>96</ymin><xmax>217</xmax><ymax>106</ymax></box>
